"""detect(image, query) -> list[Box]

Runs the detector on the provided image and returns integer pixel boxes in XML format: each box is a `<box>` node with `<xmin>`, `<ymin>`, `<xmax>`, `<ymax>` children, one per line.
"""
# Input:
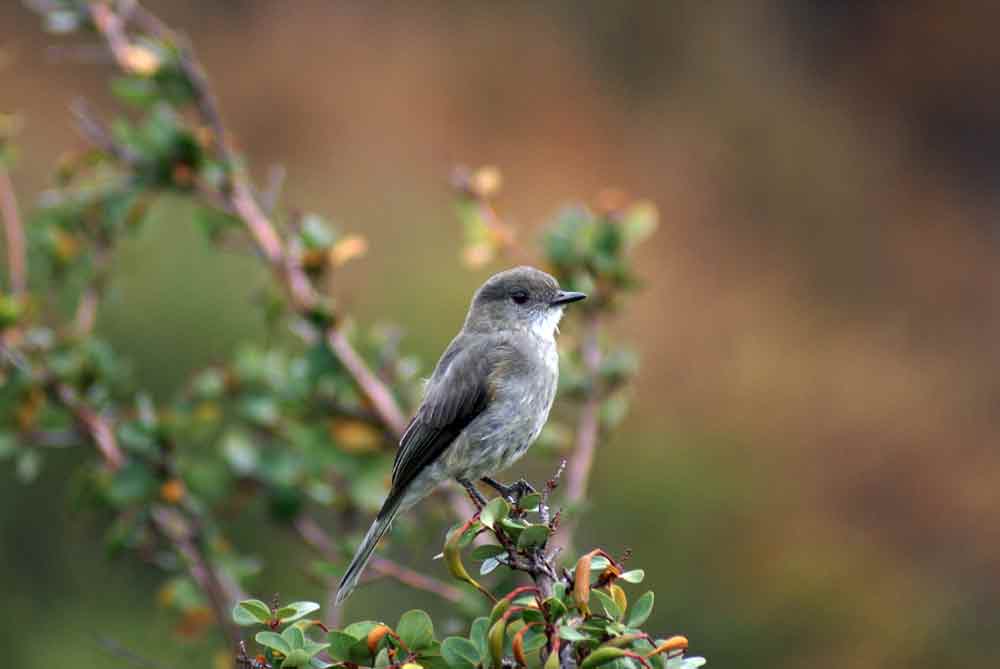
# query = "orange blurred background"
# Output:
<box><xmin>2</xmin><ymin>2</ymin><xmax>998</xmax><ymax>668</ymax></box>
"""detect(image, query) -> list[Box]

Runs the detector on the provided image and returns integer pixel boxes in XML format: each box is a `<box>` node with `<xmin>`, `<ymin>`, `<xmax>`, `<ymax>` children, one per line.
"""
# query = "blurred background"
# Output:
<box><xmin>2</xmin><ymin>1</ymin><xmax>998</xmax><ymax>667</ymax></box>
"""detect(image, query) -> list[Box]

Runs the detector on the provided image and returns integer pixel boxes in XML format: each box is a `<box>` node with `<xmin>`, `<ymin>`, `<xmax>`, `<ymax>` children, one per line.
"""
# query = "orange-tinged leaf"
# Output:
<box><xmin>574</xmin><ymin>550</ymin><xmax>599</xmax><ymax>616</ymax></box>
<box><xmin>445</xmin><ymin>521</ymin><xmax>495</xmax><ymax>602</ymax></box>
<box><xmin>647</xmin><ymin>636</ymin><xmax>688</xmax><ymax>657</ymax></box>
<box><xmin>175</xmin><ymin>606</ymin><xmax>213</xmax><ymax>638</ymax></box>
<box><xmin>121</xmin><ymin>44</ymin><xmax>160</xmax><ymax>75</ymax></box>
<box><xmin>329</xmin><ymin>234</ymin><xmax>368</xmax><ymax>267</ymax></box>
<box><xmin>367</xmin><ymin>624</ymin><xmax>392</xmax><ymax>654</ymax></box>
<box><xmin>609</xmin><ymin>584</ymin><xmax>627</xmax><ymax>617</ymax></box>
<box><xmin>472</xmin><ymin>166</ymin><xmax>502</xmax><ymax>198</ymax></box>
<box><xmin>330</xmin><ymin>420</ymin><xmax>382</xmax><ymax>453</ymax></box>
<box><xmin>160</xmin><ymin>479</ymin><xmax>186</xmax><ymax>504</ymax></box>
<box><xmin>512</xmin><ymin>622</ymin><xmax>541</xmax><ymax>667</ymax></box>
<box><xmin>488</xmin><ymin>618</ymin><xmax>506</xmax><ymax>668</ymax></box>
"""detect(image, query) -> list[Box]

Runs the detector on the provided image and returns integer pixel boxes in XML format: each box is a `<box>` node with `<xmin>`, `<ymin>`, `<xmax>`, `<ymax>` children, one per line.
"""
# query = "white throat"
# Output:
<box><xmin>529</xmin><ymin>307</ymin><xmax>564</xmax><ymax>341</ymax></box>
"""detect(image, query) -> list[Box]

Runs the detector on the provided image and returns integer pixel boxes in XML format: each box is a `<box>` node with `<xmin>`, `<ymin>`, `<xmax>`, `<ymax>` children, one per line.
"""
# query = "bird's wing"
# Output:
<box><xmin>389</xmin><ymin>335</ymin><xmax>504</xmax><ymax>497</ymax></box>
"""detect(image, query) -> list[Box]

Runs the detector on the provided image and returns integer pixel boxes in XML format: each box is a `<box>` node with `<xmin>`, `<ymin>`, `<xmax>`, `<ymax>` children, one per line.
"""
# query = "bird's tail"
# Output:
<box><xmin>335</xmin><ymin>490</ymin><xmax>405</xmax><ymax>606</ymax></box>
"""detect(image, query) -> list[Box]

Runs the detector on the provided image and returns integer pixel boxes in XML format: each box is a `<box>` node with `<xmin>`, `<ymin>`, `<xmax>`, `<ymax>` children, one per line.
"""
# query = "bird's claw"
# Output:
<box><xmin>458</xmin><ymin>477</ymin><xmax>487</xmax><ymax>510</ymax></box>
<box><xmin>482</xmin><ymin>476</ymin><xmax>536</xmax><ymax>505</ymax></box>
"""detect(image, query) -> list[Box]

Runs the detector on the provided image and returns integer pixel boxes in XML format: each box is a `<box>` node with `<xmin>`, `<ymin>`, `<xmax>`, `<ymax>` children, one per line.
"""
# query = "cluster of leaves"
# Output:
<box><xmin>236</xmin><ymin>496</ymin><xmax>703</xmax><ymax>669</ymax></box>
<box><xmin>1</xmin><ymin>4</ymin><xmax>703</xmax><ymax>668</ymax></box>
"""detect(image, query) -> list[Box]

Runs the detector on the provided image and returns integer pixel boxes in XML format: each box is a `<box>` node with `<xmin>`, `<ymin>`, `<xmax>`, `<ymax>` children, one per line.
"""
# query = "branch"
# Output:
<box><xmin>293</xmin><ymin>515</ymin><xmax>465</xmax><ymax>609</ymax></box>
<box><xmin>326</xmin><ymin>329</ymin><xmax>408</xmax><ymax>437</ymax></box>
<box><xmin>86</xmin><ymin>0</ymin><xmax>408</xmax><ymax>441</ymax></box>
<box><xmin>52</xmin><ymin>382</ymin><xmax>126</xmax><ymax>470</ymax></box>
<box><xmin>151</xmin><ymin>505</ymin><xmax>243</xmax><ymax>649</ymax></box>
<box><xmin>89</xmin><ymin>633</ymin><xmax>175</xmax><ymax>669</ymax></box>
<box><xmin>368</xmin><ymin>557</ymin><xmax>465</xmax><ymax>604</ymax></box>
<box><xmin>0</xmin><ymin>165</ymin><xmax>26</xmax><ymax>296</ymax></box>
<box><xmin>47</xmin><ymin>377</ymin><xmax>244</xmax><ymax>648</ymax></box>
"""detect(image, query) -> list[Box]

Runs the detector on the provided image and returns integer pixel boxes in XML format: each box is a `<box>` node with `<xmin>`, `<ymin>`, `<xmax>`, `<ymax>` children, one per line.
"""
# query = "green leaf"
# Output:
<box><xmin>107</xmin><ymin>461</ymin><xmax>156</xmax><ymax>505</ymax></box>
<box><xmin>256</xmin><ymin>631</ymin><xmax>292</xmax><ymax>655</ymax></box>
<box><xmin>521</xmin><ymin>609</ymin><xmax>545</xmax><ymax>625</ymax></box>
<box><xmin>303</xmin><ymin>640</ymin><xmax>331</xmax><ymax>658</ymax></box>
<box><xmin>487</xmin><ymin>618</ymin><xmax>506</xmax><ymax>668</ymax></box>
<box><xmin>348</xmin><ymin>637</ymin><xmax>376</xmax><ymax>665</ymax></box>
<box><xmin>620</xmin><ymin>570</ymin><xmax>645</xmax><ymax>584</ymax></box>
<box><xmin>559</xmin><ymin>626</ymin><xmax>587</xmax><ymax>642</ymax></box>
<box><xmin>517</xmin><ymin>524</ymin><xmax>550</xmax><ymax>550</ymax></box>
<box><xmin>589</xmin><ymin>556</ymin><xmax>611</xmax><ymax>572</ymax></box>
<box><xmin>397</xmin><ymin>609</ymin><xmax>435</xmax><ymax>651</ymax></box>
<box><xmin>441</xmin><ymin>637</ymin><xmax>481</xmax><ymax>669</ymax></box>
<box><xmin>518</xmin><ymin>493</ymin><xmax>542</xmax><ymax>511</ymax></box>
<box><xmin>592</xmin><ymin>589</ymin><xmax>621</xmax><ymax>620</ymax></box>
<box><xmin>327</xmin><ymin>631</ymin><xmax>359</xmax><ymax>661</ymax></box>
<box><xmin>234</xmin><ymin>599</ymin><xmax>272</xmax><ymax>625</ymax></box>
<box><xmin>480</xmin><ymin>558</ymin><xmax>502</xmax><ymax>575</ymax></box>
<box><xmin>15</xmin><ymin>449</ymin><xmax>41</xmax><ymax>483</ymax></box>
<box><xmin>480</xmin><ymin>497</ymin><xmax>509</xmax><ymax>529</ymax></box>
<box><xmin>471</xmin><ymin>544</ymin><xmax>506</xmax><ymax>561</ymax></box>
<box><xmin>580</xmin><ymin>647</ymin><xmax>627</xmax><ymax>669</ymax></box>
<box><xmin>622</xmin><ymin>202</ymin><xmax>658</xmax><ymax>249</ymax></box>
<box><xmin>626</xmin><ymin>592</ymin><xmax>654</xmax><ymax>628</ymax></box>
<box><xmin>276</xmin><ymin>601</ymin><xmax>321</xmax><ymax>623</ymax></box>
<box><xmin>342</xmin><ymin>621</ymin><xmax>379</xmax><ymax>638</ymax></box>
<box><xmin>419</xmin><ymin>653</ymin><xmax>453</xmax><ymax>669</ymax></box>
<box><xmin>470</xmin><ymin>617</ymin><xmax>490</xmax><ymax>660</ymax></box>
<box><xmin>282</xmin><ymin>649</ymin><xmax>312</xmax><ymax>668</ymax></box>
<box><xmin>543</xmin><ymin>597</ymin><xmax>568</xmax><ymax>622</ymax></box>
<box><xmin>499</xmin><ymin>517</ymin><xmax>527</xmax><ymax>538</ymax></box>
<box><xmin>110</xmin><ymin>76</ymin><xmax>159</xmax><ymax>107</ymax></box>
<box><xmin>282</xmin><ymin>626</ymin><xmax>307</xmax><ymax>649</ymax></box>
<box><xmin>667</xmin><ymin>658</ymin><xmax>706</xmax><ymax>669</ymax></box>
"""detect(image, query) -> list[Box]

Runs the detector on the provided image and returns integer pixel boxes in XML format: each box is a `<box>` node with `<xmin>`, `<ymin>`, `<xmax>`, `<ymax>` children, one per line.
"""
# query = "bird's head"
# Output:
<box><xmin>464</xmin><ymin>266</ymin><xmax>586</xmax><ymax>338</ymax></box>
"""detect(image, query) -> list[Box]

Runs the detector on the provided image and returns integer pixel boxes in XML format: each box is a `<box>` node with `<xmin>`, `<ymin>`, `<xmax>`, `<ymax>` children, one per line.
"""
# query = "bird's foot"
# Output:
<box><xmin>481</xmin><ymin>476</ymin><xmax>536</xmax><ymax>505</ymax></box>
<box><xmin>458</xmin><ymin>477</ymin><xmax>487</xmax><ymax>511</ymax></box>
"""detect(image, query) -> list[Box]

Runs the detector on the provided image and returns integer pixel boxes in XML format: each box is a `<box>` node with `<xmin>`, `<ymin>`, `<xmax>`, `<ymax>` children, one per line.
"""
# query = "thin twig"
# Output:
<box><xmin>0</xmin><ymin>167</ymin><xmax>26</xmax><ymax>296</ymax></box>
<box><xmin>89</xmin><ymin>633</ymin><xmax>174</xmax><ymax>669</ymax></box>
<box><xmin>294</xmin><ymin>515</ymin><xmax>464</xmax><ymax>606</ymax></box>
<box><xmin>151</xmin><ymin>505</ymin><xmax>243</xmax><ymax>649</ymax></box>
<box><xmin>71</xmin><ymin>98</ymin><xmax>141</xmax><ymax>165</ymax></box>
<box><xmin>368</xmin><ymin>557</ymin><xmax>465</xmax><ymax>602</ymax></box>
<box><xmin>326</xmin><ymin>329</ymin><xmax>408</xmax><ymax>437</ymax></box>
<box><xmin>72</xmin><ymin>241</ymin><xmax>111</xmax><ymax>335</ymax></box>
<box><xmin>54</xmin><ymin>383</ymin><xmax>126</xmax><ymax>470</ymax></box>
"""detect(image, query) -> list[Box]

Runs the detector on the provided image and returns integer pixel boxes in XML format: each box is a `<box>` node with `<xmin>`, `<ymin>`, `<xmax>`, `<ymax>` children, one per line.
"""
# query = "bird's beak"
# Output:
<box><xmin>550</xmin><ymin>290</ymin><xmax>587</xmax><ymax>306</ymax></box>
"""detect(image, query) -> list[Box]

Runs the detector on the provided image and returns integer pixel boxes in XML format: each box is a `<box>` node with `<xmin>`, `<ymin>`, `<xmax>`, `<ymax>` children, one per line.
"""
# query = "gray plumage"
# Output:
<box><xmin>334</xmin><ymin>266</ymin><xmax>585</xmax><ymax>605</ymax></box>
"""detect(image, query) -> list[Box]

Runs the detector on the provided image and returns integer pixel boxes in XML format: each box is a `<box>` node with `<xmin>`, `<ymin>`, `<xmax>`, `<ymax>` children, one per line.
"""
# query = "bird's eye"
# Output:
<box><xmin>510</xmin><ymin>290</ymin><xmax>529</xmax><ymax>305</ymax></box>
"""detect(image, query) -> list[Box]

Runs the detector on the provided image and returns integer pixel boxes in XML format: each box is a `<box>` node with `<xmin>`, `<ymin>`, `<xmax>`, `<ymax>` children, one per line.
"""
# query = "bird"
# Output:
<box><xmin>334</xmin><ymin>265</ymin><xmax>586</xmax><ymax>605</ymax></box>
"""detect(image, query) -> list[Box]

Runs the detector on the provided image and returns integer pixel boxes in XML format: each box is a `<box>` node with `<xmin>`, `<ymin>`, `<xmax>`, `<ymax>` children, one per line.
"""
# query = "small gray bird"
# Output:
<box><xmin>334</xmin><ymin>266</ymin><xmax>585</xmax><ymax>604</ymax></box>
